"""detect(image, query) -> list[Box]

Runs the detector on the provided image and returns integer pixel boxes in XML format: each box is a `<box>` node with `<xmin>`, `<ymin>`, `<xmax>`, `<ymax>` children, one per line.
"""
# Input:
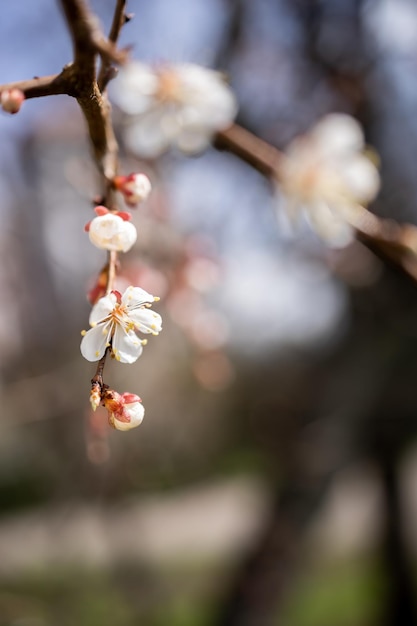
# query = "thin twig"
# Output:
<box><xmin>92</xmin><ymin>350</ymin><xmax>108</xmax><ymax>387</ymax></box>
<box><xmin>106</xmin><ymin>250</ymin><xmax>118</xmax><ymax>294</ymax></box>
<box><xmin>89</xmin><ymin>248</ymin><xmax>118</xmax><ymax>395</ymax></box>
<box><xmin>98</xmin><ymin>0</ymin><xmax>129</xmax><ymax>91</ymax></box>
<box><xmin>215</xmin><ymin>124</ymin><xmax>283</xmax><ymax>178</ymax></box>
<box><xmin>0</xmin><ymin>74</ymin><xmax>67</xmax><ymax>99</ymax></box>
<box><xmin>88</xmin><ymin>248</ymin><xmax>118</xmax><ymax>396</ymax></box>
<box><xmin>59</xmin><ymin>0</ymin><xmax>127</xmax><ymax>68</ymax></box>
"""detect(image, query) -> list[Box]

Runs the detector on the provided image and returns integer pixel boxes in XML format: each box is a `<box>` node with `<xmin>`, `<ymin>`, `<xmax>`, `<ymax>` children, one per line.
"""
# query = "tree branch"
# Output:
<box><xmin>215</xmin><ymin>124</ymin><xmax>283</xmax><ymax>178</ymax></box>
<box><xmin>98</xmin><ymin>0</ymin><xmax>130</xmax><ymax>91</ymax></box>
<box><xmin>216</xmin><ymin>124</ymin><xmax>417</xmax><ymax>284</ymax></box>
<box><xmin>55</xmin><ymin>0</ymin><xmax>125</xmax><ymax>180</ymax></box>
<box><xmin>59</xmin><ymin>0</ymin><xmax>126</xmax><ymax>70</ymax></box>
<box><xmin>0</xmin><ymin>73</ymin><xmax>69</xmax><ymax>99</ymax></box>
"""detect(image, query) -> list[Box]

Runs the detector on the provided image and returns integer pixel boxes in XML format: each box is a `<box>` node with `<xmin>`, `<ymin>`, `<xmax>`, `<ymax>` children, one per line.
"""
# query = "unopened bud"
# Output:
<box><xmin>1</xmin><ymin>89</ymin><xmax>25</xmax><ymax>114</ymax></box>
<box><xmin>113</xmin><ymin>173</ymin><xmax>152</xmax><ymax>207</ymax></box>
<box><xmin>88</xmin><ymin>213</ymin><xmax>137</xmax><ymax>252</ymax></box>
<box><xmin>103</xmin><ymin>389</ymin><xmax>145</xmax><ymax>431</ymax></box>
<box><xmin>90</xmin><ymin>382</ymin><xmax>102</xmax><ymax>411</ymax></box>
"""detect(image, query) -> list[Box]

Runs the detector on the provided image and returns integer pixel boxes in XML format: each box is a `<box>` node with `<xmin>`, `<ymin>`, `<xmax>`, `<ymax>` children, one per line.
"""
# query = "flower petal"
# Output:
<box><xmin>122</xmin><ymin>286</ymin><xmax>155</xmax><ymax>307</ymax></box>
<box><xmin>311</xmin><ymin>114</ymin><xmax>364</xmax><ymax>157</ymax></box>
<box><xmin>112</xmin><ymin>324</ymin><xmax>144</xmax><ymax>363</ymax></box>
<box><xmin>122</xmin><ymin>392</ymin><xmax>141</xmax><ymax>404</ymax></box>
<box><xmin>342</xmin><ymin>156</ymin><xmax>380</xmax><ymax>203</ymax></box>
<box><xmin>125</xmin><ymin>401</ymin><xmax>145</xmax><ymax>425</ymax></box>
<box><xmin>175</xmin><ymin>126</ymin><xmax>211</xmax><ymax>153</ymax></box>
<box><xmin>89</xmin><ymin>293</ymin><xmax>117</xmax><ymax>325</ymax></box>
<box><xmin>308</xmin><ymin>201</ymin><xmax>354</xmax><ymax>248</ymax></box>
<box><xmin>124</xmin><ymin>109</ymin><xmax>172</xmax><ymax>158</ymax></box>
<box><xmin>111</xmin><ymin>62</ymin><xmax>158</xmax><ymax>115</ymax></box>
<box><xmin>80</xmin><ymin>321</ymin><xmax>112</xmax><ymax>361</ymax></box>
<box><xmin>128</xmin><ymin>308</ymin><xmax>163</xmax><ymax>335</ymax></box>
<box><xmin>88</xmin><ymin>214</ymin><xmax>137</xmax><ymax>252</ymax></box>
<box><xmin>117</xmin><ymin>220</ymin><xmax>138</xmax><ymax>252</ymax></box>
<box><xmin>113</xmin><ymin>401</ymin><xmax>145</xmax><ymax>431</ymax></box>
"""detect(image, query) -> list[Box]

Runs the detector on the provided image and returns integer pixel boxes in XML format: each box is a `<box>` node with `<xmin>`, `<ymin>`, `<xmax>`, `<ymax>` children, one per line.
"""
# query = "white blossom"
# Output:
<box><xmin>81</xmin><ymin>286</ymin><xmax>162</xmax><ymax>363</ymax></box>
<box><xmin>111</xmin><ymin>62</ymin><xmax>238</xmax><ymax>158</ymax></box>
<box><xmin>88</xmin><ymin>213</ymin><xmax>137</xmax><ymax>252</ymax></box>
<box><xmin>278</xmin><ymin>114</ymin><xmax>380</xmax><ymax>247</ymax></box>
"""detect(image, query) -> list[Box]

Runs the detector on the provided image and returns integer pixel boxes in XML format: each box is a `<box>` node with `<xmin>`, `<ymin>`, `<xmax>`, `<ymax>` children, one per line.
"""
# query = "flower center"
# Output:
<box><xmin>155</xmin><ymin>68</ymin><xmax>182</xmax><ymax>103</ymax></box>
<box><xmin>111</xmin><ymin>303</ymin><xmax>128</xmax><ymax>323</ymax></box>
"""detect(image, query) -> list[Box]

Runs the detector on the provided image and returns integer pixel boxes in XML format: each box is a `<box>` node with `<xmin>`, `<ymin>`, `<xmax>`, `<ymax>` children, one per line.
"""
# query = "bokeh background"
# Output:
<box><xmin>1</xmin><ymin>1</ymin><xmax>417</xmax><ymax>624</ymax></box>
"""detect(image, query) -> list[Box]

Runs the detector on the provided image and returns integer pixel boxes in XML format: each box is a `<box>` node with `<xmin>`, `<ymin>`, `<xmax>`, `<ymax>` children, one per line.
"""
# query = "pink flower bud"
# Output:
<box><xmin>113</xmin><ymin>173</ymin><xmax>152</xmax><ymax>207</ymax></box>
<box><xmin>116</xmin><ymin>396</ymin><xmax>144</xmax><ymax>431</ymax></box>
<box><xmin>1</xmin><ymin>89</ymin><xmax>25</xmax><ymax>114</ymax></box>
<box><xmin>102</xmin><ymin>389</ymin><xmax>145</xmax><ymax>431</ymax></box>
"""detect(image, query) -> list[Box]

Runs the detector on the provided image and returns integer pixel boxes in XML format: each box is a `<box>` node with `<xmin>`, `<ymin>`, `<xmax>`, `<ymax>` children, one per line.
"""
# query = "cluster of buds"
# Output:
<box><xmin>85</xmin><ymin>172</ymin><xmax>152</xmax><ymax>254</ymax></box>
<box><xmin>0</xmin><ymin>88</ymin><xmax>25</xmax><ymax>114</ymax></box>
<box><xmin>82</xmin><ymin>172</ymin><xmax>161</xmax><ymax>433</ymax></box>
<box><xmin>89</xmin><ymin>384</ymin><xmax>144</xmax><ymax>431</ymax></box>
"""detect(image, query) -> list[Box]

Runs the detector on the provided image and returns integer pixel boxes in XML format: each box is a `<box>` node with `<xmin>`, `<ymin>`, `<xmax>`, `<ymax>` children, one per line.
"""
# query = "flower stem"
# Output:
<box><xmin>92</xmin><ymin>349</ymin><xmax>108</xmax><ymax>387</ymax></box>
<box><xmin>106</xmin><ymin>249</ymin><xmax>118</xmax><ymax>294</ymax></box>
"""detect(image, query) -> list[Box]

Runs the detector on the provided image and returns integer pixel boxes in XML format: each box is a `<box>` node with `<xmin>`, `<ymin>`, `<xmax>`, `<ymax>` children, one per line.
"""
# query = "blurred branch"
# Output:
<box><xmin>216</xmin><ymin>124</ymin><xmax>283</xmax><ymax>177</ymax></box>
<box><xmin>216</xmin><ymin>124</ymin><xmax>417</xmax><ymax>283</ymax></box>
<box><xmin>59</xmin><ymin>0</ymin><xmax>127</xmax><ymax>68</ymax></box>
<box><xmin>0</xmin><ymin>74</ymin><xmax>68</xmax><ymax>98</ymax></box>
<box><xmin>98</xmin><ymin>0</ymin><xmax>132</xmax><ymax>91</ymax></box>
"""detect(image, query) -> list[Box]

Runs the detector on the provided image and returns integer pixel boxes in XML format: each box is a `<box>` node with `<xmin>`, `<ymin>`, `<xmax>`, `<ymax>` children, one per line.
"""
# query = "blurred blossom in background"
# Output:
<box><xmin>1</xmin><ymin>1</ymin><xmax>417</xmax><ymax>625</ymax></box>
